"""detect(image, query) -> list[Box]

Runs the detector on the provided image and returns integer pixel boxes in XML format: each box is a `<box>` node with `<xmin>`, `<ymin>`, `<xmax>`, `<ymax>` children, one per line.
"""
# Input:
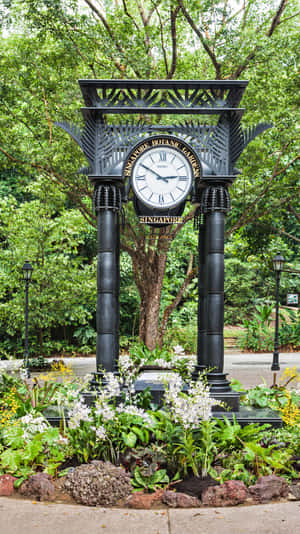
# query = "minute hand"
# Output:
<box><xmin>140</xmin><ymin>164</ymin><xmax>168</xmax><ymax>182</ymax></box>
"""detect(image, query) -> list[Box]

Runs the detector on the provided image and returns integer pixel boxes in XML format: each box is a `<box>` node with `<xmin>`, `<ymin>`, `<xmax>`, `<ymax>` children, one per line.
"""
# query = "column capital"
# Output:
<box><xmin>200</xmin><ymin>185</ymin><xmax>231</xmax><ymax>214</ymax></box>
<box><xmin>93</xmin><ymin>183</ymin><xmax>122</xmax><ymax>213</ymax></box>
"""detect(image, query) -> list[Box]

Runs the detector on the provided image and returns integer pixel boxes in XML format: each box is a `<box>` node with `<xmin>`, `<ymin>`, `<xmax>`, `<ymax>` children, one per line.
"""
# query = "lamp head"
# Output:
<box><xmin>272</xmin><ymin>252</ymin><xmax>285</xmax><ymax>272</ymax></box>
<box><xmin>22</xmin><ymin>260</ymin><xmax>33</xmax><ymax>281</ymax></box>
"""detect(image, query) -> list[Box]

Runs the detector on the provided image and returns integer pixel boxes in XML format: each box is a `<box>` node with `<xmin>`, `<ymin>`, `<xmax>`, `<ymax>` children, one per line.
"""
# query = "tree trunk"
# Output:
<box><xmin>131</xmin><ymin>231</ymin><xmax>169</xmax><ymax>350</ymax></box>
<box><xmin>139</xmin><ymin>283</ymin><xmax>164</xmax><ymax>350</ymax></box>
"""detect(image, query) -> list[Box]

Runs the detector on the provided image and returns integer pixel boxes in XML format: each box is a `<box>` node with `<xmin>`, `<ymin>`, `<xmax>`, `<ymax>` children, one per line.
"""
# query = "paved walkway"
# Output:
<box><xmin>0</xmin><ymin>497</ymin><xmax>299</xmax><ymax>534</ymax></box>
<box><xmin>1</xmin><ymin>352</ymin><xmax>299</xmax><ymax>389</ymax></box>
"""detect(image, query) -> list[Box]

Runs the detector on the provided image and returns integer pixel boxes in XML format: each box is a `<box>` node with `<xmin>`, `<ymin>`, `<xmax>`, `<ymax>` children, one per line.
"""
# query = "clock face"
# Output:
<box><xmin>124</xmin><ymin>137</ymin><xmax>200</xmax><ymax>210</ymax></box>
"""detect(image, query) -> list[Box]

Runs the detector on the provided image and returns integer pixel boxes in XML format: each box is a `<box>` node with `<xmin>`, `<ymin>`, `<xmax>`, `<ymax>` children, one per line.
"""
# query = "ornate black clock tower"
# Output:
<box><xmin>57</xmin><ymin>80</ymin><xmax>270</xmax><ymax>406</ymax></box>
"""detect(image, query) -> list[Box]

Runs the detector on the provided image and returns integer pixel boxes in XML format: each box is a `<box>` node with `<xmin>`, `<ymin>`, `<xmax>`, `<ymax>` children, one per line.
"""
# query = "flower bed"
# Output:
<box><xmin>0</xmin><ymin>347</ymin><xmax>299</xmax><ymax>507</ymax></box>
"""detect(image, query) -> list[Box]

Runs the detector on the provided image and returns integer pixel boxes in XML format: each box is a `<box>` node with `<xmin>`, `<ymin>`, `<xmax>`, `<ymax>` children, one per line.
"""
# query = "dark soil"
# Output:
<box><xmin>174</xmin><ymin>474</ymin><xmax>219</xmax><ymax>498</ymax></box>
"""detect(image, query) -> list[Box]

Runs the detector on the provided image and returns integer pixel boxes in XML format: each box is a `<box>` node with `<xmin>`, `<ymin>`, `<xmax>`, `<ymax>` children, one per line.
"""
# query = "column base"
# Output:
<box><xmin>89</xmin><ymin>371</ymin><xmax>107</xmax><ymax>390</ymax></box>
<box><xmin>89</xmin><ymin>369</ymin><xmax>120</xmax><ymax>391</ymax></box>
<box><xmin>206</xmin><ymin>371</ymin><xmax>232</xmax><ymax>392</ymax></box>
<box><xmin>206</xmin><ymin>372</ymin><xmax>240</xmax><ymax>411</ymax></box>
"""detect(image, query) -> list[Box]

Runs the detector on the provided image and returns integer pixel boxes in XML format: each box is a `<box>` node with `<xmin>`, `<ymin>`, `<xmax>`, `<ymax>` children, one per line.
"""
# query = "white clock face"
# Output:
<box><xmin>131</xmin><ymin>146</ymin><xmax>193</xmax><ymax>209</ymax></box>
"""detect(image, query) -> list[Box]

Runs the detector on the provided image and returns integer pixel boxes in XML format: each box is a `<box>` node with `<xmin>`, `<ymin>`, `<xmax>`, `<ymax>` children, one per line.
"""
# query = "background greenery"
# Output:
<box><xmin>0</xmin><ymin>0</ymin><xmax>299</xmax><ymax>356</ymax></box>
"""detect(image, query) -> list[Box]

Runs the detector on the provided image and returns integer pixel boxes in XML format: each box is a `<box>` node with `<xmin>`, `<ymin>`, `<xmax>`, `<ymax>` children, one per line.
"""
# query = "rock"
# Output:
<box><xmin>0</xmin><ymin>474</ymin><xmax>16</xmax><ymax>496</ymax></box>
<box><xmin>64</xmin><ymin>461</ymin><xmax>132</xmax><ymax>506</ymax></box>
<box><xmin>248</xmin><ymin>475</ymin><xmax>288</xmax><ymax>503</ymax></box>
<box><xmin>19</xmin><ymin>473</ymin><xmax>55</xmax><ymax>501</ymax></box>
<box><xmin>288</xmin><ymin>482</ymin><xmax>300</xmax><ymax>501</ymax></box>
<box><xmin>175</xmin><ymin>474</ymin><xmax>219</xmax><ymax>498</ymax></box>
<box><xmin>126</xmin><ymin>489</ymin><xmax>163</xmax><ymax>509</ymax></box>
<box><xmin>162</xmin><ymin>490</ymin><xmax>200</xmax><ymax>508</ymax></box>
<box><xmin>202</xmin><ymin>480</ymin><xmax>248</xmax><ymax>507</ymax></box>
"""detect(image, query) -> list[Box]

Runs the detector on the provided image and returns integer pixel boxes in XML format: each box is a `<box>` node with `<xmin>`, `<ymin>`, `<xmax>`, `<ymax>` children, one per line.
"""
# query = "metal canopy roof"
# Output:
<box><xmin>78</xmin><ymin>79</ymin><xmax>248</xmax><ymax>114</ymax></box>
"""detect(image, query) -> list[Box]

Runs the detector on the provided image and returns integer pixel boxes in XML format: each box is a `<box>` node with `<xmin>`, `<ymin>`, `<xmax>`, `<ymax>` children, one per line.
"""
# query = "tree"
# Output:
<box><xmin>0</xmin><ymin>179</ymin><xmax>96</xmax><ymax>355</ymax></box>
<box><xmin>0</xmin><ymin>0</ymin><xmax>299</xmax><ymax>348</ymax></box>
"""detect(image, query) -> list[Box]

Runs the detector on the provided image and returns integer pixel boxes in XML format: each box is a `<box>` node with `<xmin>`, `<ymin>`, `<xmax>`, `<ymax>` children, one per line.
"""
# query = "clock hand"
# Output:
<box><xmin>140</xmin><ymin>164</ymin><xmax>169</xmax><ymax>182</ymax></box>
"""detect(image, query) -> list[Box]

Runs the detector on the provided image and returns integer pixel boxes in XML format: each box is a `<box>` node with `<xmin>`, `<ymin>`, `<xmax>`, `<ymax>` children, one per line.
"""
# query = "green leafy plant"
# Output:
<box><xmin>13</xmin><ymin>377</ymin><xmax>61</xmax><ymax>415</ymax></box>
<box><xmin>279</xmin><ymin>308</ymin><xmax>300</xmax><ymax>350</ymax></box>
<box><xmin>131</xmin><ymin>466</ymin><xmax>169</xmax><ymax>492</ymax></box>
<box><xmin>27</xmin><ymin>356</ymin><xmax>51</xmax><ymax>370</ymax></box>
<box><xmin>0</xmin><ymin>420</ymin><xmax>68</xmax><ymax>484</ymax></box>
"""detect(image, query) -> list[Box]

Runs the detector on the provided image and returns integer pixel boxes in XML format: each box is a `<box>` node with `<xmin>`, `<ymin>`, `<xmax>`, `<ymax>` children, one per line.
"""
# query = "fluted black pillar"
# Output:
<box><xmin>204</xmin><ymin>209</ymin><xmax>231</xmax><ymax>392</ymax></box>
<box><xmin>193</xmin><ymin>217</ymin><xmax>207</xmax><ymax>379</ymax></box>
<box><xmin>194</xmin><ymin>185</ymin><xmax>240</xmax><ymax>410</ymax></box>
<box><xmin>92</xmin><ymin>182</ymin><xmax>122</xmax><ymax>382</ymax></box>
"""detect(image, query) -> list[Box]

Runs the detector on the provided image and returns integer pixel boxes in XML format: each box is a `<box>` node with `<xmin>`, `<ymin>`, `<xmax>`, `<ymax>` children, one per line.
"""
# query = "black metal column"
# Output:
<box><xmin>271</xmin><ymin>270</ymin><xmax>281</xmax><ymax>372</ymax></box>
<box><xmin>204</xmin><ymin>209</ymin><xmax>230</xmax><ymax>390</ymax></box>
<box><xmin>197</xmin><ymin>186</ymin><xmax>240</xmax><ymax>411</ymax></box>
<box><xmin>193</xmin><ymin>217</ymin><xmax>207</xmax><ymax>379</ymax></box>
<box><xmin>92</xmin><ymin>183</ymin><xmax>122</xmax><ymax>381</ymax></box>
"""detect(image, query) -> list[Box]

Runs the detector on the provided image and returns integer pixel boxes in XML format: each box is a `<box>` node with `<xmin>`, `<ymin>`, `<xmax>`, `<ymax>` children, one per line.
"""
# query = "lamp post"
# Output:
<box><xmin>22</xmin><ymin>261</ymin><xmax>33</xmax><ymax>378</ymax></box>
<box><xmin>271</xmin><ymin>252</ymin><xmax>285</xmax><ymax>384</ymax></box>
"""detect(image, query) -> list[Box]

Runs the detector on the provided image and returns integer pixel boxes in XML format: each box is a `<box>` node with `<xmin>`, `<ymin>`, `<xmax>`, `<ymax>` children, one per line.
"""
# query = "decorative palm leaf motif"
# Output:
<box><xmin>206</xmin><ymin>119</ymin><xmax>230</xmax><ymax>174</ymax></box>
<box><xmin>95</xmin><ymin>121</ymin><xmax>148</xmax><ymax>175</ymax></box>
<box><xmin>229</xmin><ymin>113</ymin><xmax>272</xmax><ymax>168</ymax></box>
<box><xmin>55</xmin><ymin>121</ymin><xmax>82</xmax><ymax>147</ymax></box>
<box><xmin>56</xmin><ymin>118</ymin><xmax>148</xmax><ymax>175</ymax></box>
<box><xmin>56</xmin><ymin>111</ymin><xmax>271</xmax><ymax>178</ymax></box>
<box><xmin>173</xmin><ymin>120</ymin><xmax>228</xmax><ymax>174</ymax></box>
<box><xmin>88</xmin><ymin>87</ymin><xmax>232</xmax><ymax>111</ymax></box>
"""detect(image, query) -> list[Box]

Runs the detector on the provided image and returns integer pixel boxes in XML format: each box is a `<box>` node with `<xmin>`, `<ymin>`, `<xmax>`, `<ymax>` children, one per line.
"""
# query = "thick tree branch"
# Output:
<box><xmin>277</xmin><ymin>229</ymin><xmax>300</xmax><ymax>243</ymax></box>
<box><xmin>154</xmin><ymin>4</ymin><xmax>169</xmax><ymax>76</ymax></box>
<box><xmin>170</xmin><ymin>205</ymin><xmax>199</xmax><ymax>240</ymax></box>
<box><xmin>168</xmin><ymin>6</ymin><xmax>180</xmax><ymax>79</ymax></box>
<box><xmin>267</xmin><ymin>0</ymin><xmax>288</xmax><ymax>36</ymax></box>
<box><xmin>62</xmin><ymin>17</ymin><xmax>97</xmax><ymax>77</ymax></box>
<box><xmin>288</xmin><ymin>203</ymin><xmax>300</xmax><ymax>223</ymax></box>
<box><xmin>231</xmin><ymin>0</ymin><xmax>289</xmax><ymax>78</ymax></box>
<box><xmin>137</xmin><ymin>1</ymin><xmax>156</xmax><ymax>26</ymax></box>
<box><xmin>121</xmin><ymin>0</ymin><xmax>141</xmax><ymax>32</ymax></box>
<box><xmin>83</xmin><ymin>0</ymin><xmax>141</xmax><ymax>77</ymax></box>
<box><xmin>177</xmin><ymin>0</ymin><xmax>222</xmax><ymax>78</ymax></box>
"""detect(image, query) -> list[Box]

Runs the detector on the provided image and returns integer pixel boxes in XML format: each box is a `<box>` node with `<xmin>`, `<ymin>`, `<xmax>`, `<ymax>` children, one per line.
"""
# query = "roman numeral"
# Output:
<box><xmin>179</xmin><ymin>176</ymin><xmax>188</xmax><ymax>181</ymax></box>
<box><xmin>159</xmin><ymin>194</ymin><xmax>164</xmax><ymax>204</ymax></box>
<box><xmin>136</xmin><ymin>175</ymin><xmax>146</xmax><ymax>180</ymax></box>
<box><xmin>159</xmin><ymin>152</ymin><xmax>167</xmax><ymax>161</ymax></box>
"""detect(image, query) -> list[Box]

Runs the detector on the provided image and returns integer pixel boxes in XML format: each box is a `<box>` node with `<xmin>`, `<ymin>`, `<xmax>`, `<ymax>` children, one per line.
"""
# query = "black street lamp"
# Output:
<box><xmin>22</xmin><ymin>261</ymin><xmax>33</xmax><ymax>378</ymax></box>
<box><xmin>271</xmin><ymin>252</ymin><xmax>285</xmax><ymax>382</ymax></box>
